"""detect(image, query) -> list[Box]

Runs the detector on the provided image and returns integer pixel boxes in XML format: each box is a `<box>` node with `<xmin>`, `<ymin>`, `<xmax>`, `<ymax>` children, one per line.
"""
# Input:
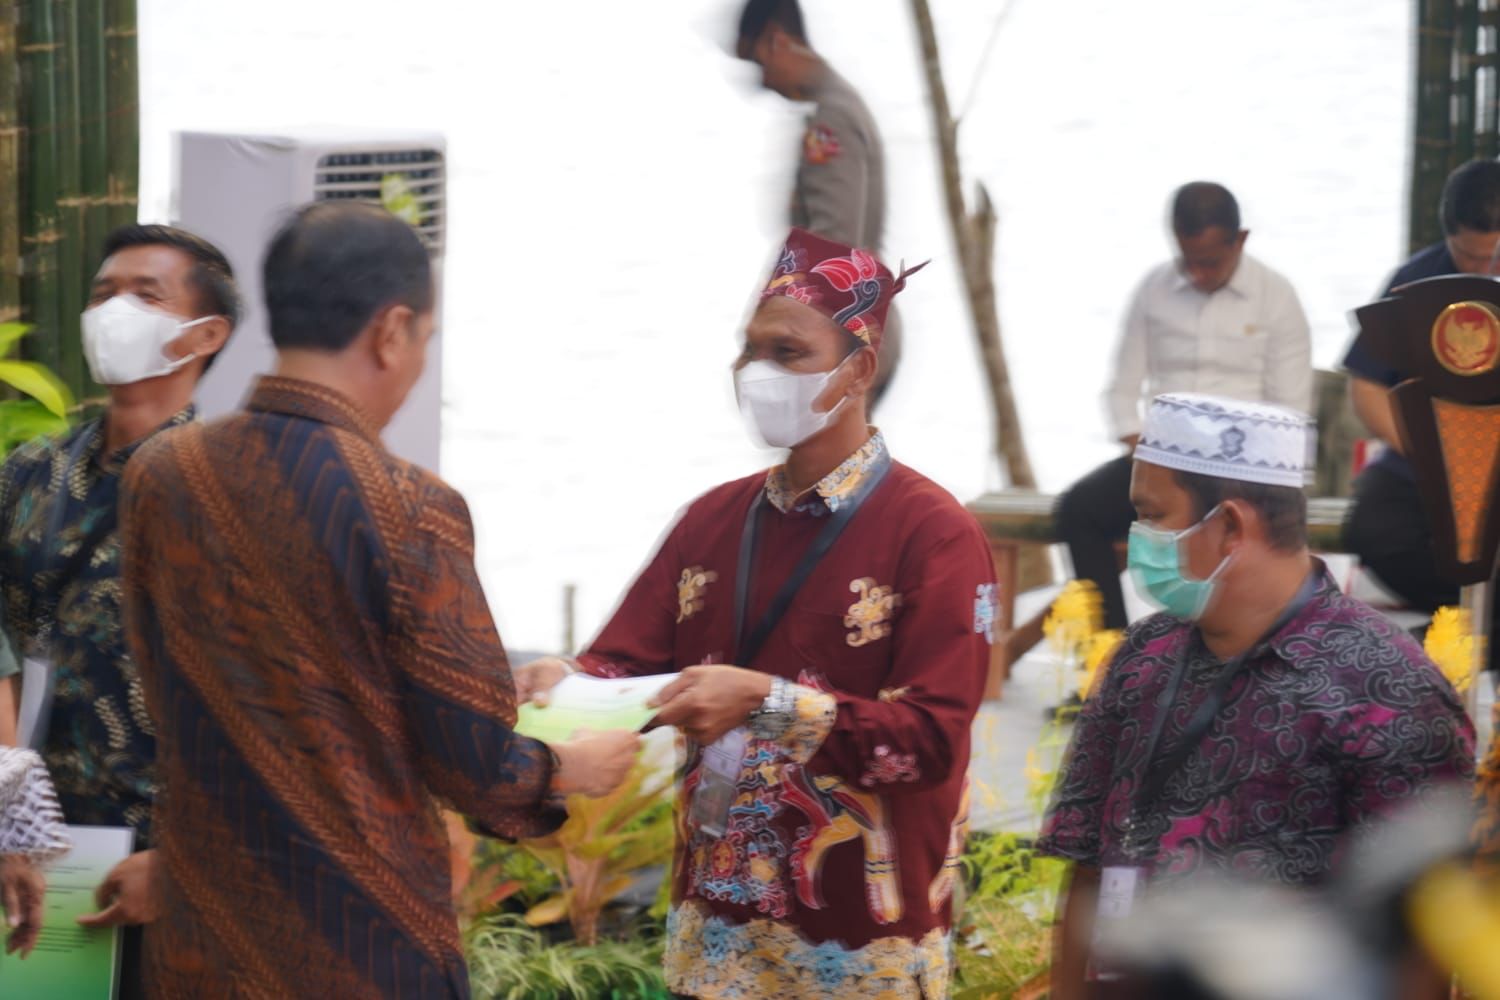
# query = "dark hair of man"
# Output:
<box><xmin>1170</xmin><ymin>182</ymin><xmax>1241</xmax><ymax>239</ymax></box>
<box><xmin>737</xmin><ymin>0</ymin><xmax>808</xmax><ymax>56</ymax></box>
<box><xmin>1440</xmin><ymin>159</ymin><xmax>1500</xmax><ymax>235</ymax></box>
<box><xmin>100</xmin><ymin>224</ymin><xmax>241</xmax><ymax>372</ymax></box>
<box><xmin>1173</xmin><ymin>469</ymin><xmax>1308</xmax><ymax>553</ymax></box>
<box><xmin>262</xmin><ymin>202</ymin><xmax>433</xmax><ymax>353</ymax></box>
<box><xmin>103</xmin><ymin>223</ymin><xmax>241</xmax><ymax>314</ymax></box>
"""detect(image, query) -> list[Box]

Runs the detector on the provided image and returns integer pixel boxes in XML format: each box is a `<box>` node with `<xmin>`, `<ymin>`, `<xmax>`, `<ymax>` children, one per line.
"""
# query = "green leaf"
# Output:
<box><xmin>0</xmin><ymin>323</ymin><xmax>31</xmax><ymax>356</ymax></box>
<box><xmin>0</xmin><ymin>360</ymin><xmax>73</xmax><ymax>418</ymax></box>
<box><xmin>0</xmin><ymin>400</ymin><xmax>69</xmax><ymax>458</ymax></box>
<box><xmin>380</xmin><ymin>174</ymin><xmax>423</xmax><ymax>227</ymax></box>
<box><xmin>523</xmin><ymin>893</ymin><xmax>571</xmax><ymax>927</ymax></box>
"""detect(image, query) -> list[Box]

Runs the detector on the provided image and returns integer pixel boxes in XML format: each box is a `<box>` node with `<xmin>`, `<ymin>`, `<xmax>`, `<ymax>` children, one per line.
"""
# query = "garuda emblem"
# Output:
<box><xmin>1432</xmin><ymin>301</ymin><xmax>1500</xmax><ymax>376</ymax></box>
<box><xmin>844</xmin><ymin>577</ymin><xmax>901</xmax><ymax>648</ymax></box>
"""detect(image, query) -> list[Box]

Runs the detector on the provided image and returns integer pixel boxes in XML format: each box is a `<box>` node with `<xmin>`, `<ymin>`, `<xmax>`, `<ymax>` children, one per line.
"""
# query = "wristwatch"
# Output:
<box><xmin>748</xmin><ymin>676</ymin><xmax>795</xmax><ymax>741</ymax></box>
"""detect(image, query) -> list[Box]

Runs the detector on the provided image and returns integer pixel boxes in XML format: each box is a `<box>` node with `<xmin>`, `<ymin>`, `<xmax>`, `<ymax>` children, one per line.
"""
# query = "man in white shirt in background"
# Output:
<box><xmin>1052</xmin><ymin>182</ymin><xmax>1312</xmax><ymax>639</ymax></box>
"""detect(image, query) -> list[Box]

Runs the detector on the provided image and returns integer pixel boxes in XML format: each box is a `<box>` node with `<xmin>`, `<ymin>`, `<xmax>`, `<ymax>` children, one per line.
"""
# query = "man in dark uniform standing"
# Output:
<box><xmin>1342</xmin><ymin>158</ymin><xmax>1500</xmax><ymax>664</ymax></box>
<box><xmin>735</xmin><ymin>0</ymin><xmax>902</xmax><ymax>406</ymax></box>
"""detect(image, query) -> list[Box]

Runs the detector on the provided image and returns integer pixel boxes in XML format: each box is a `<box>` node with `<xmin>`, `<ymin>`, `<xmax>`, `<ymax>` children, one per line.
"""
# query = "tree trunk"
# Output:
<box><xmin>907</xmin><ymin>0</ymin><xmax>1037</xmax><ymax>491</ymax></box>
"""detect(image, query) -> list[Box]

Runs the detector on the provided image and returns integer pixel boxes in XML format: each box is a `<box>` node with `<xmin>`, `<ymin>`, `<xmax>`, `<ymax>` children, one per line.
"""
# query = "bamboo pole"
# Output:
<box><xmin>78</xmin><ymin>0</ymin><xmax>106</xmax><ymax>275</ymax></box>
<box><xmin>18</xmin><ymin>0</ymin><xmax>62</xmax><ymax>374</ymax></box>
<box><xmin>103</xmin><ymin>0</ymin><xmax>136</xmax><ymax>230</ymax></box>
<box><xmin>906</xmin><ymin>0</ymin><xmax>1037</xmax><ymax>493</ymax></box>
<box><xmin>0</xmin><ymin>1</ymin><xmax>21</xmax><ymax>326</ymax></box>
<box><xmin>54</xmin><ymin>0</ymin><xmax>87</xmax><ymax>395</ymax></box>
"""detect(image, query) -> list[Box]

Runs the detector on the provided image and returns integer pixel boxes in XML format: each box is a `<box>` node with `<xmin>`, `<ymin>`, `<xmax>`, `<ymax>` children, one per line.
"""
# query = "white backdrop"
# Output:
<box><xmin>138</xmin><ymin>0</ymin><xmax>1411</xmax><ymax>652</ymax></box>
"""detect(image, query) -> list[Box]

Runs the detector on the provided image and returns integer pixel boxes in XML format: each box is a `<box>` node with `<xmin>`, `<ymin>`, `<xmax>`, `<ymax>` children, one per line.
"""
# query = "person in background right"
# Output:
<box><xmin>1342</xmin><ymin>159</ymin><xmax>1500</xmax><ymax>672</ymax></box>
<box><xmin>1039</xmin><ymin>393</ymin><xmax>1473</xmax><ymax>1000</ymax></box>
<box><xmin>999</xmin><ymin>183</ymin><xmax>1312</xmax><ymax>685</ymax></box>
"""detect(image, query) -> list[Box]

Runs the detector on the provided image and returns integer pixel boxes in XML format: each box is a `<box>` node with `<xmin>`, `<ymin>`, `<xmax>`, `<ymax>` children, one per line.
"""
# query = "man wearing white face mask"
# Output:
<box><xmin>515</xmin><ymin>228</ymin><xmax>997</xmax><ymax>1000</ymax></box>
<box><xmin>0</xmin><ymin>225</ymin><xmax>238</xmax><ymax>995</ymax></box>
<box><xmin>1037</xmin><ymin>393</ymin><xmax>1473</xmax><ymax>999</ymax></box>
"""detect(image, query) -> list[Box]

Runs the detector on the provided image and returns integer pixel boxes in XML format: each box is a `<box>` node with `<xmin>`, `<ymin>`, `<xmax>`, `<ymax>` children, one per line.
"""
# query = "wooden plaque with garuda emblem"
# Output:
<box><xmin>1354</xmin><ymin>275</ymin><xmax>1500</xmax><ymax>584</ymax></box>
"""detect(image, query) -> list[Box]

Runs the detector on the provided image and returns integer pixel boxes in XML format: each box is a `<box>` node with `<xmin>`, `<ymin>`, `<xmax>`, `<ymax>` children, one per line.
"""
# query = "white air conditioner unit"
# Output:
<box><xmin>173</xmin><ymin>127</ymin><xmax>447</xmax><ymax>471</ymax></box>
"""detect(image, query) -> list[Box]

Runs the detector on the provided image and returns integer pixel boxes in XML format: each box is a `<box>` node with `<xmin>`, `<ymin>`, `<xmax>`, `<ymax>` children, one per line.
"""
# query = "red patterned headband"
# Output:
<box><xmin>759</xmin><ymin>227</ymin><xmax>927</xmax><ymax>352</ymax></box>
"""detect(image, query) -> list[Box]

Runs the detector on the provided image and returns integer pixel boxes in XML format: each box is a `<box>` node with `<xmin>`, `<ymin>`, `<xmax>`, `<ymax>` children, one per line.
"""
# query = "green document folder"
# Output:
<box><xmin>0</xmin><ymin>825</ymin><xmax>134</xmax><ymax>999</ymax></box>
<box><xmin>514</xmin><ymin>672</ymin><xmax>679</xmax><ymax>744</ymax></box>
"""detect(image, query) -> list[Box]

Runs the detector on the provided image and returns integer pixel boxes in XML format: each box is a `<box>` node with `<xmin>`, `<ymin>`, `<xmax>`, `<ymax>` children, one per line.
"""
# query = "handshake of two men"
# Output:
<box><xmin>520</xmin><ymin>657</ymin><xmax>778</xmax><ymax>798</ymax></box>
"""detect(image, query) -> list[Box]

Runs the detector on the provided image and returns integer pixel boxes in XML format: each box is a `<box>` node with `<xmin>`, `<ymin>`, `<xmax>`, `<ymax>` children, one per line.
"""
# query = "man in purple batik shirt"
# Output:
<box><xmin>1038</xmin><ymin>393</ymin><xmax>1474</xmax><ymax>1000</ymax></box>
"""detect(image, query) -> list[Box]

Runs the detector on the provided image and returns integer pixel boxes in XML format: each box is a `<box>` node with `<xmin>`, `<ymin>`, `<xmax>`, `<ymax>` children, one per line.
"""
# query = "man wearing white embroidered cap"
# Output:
<box><xmin>1037</xmin><ymin>393</ymin><xmax>1474</xmax><ymax>999</ymax></box>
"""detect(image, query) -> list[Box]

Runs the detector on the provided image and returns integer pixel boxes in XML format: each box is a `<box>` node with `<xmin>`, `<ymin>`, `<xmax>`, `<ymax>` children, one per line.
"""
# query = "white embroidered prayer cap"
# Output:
<box><xmin>1135</xmin><ymin>393</ymin><xmax>1313</xmax><ymax>489</ymax></box>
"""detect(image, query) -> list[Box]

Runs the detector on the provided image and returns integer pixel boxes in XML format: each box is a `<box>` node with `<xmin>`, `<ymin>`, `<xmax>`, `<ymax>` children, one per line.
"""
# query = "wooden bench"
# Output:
<box><xmin>965</xmin><ymin>490</ymin><xmax>1353</xmax><ymax>696</ymax></box>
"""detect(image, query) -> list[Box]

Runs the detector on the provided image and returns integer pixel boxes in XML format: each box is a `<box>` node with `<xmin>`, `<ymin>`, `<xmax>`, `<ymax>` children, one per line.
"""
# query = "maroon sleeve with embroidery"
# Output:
<box><xmin>576</xmin><ymin>517</ymin><xmax>685</xmax><ymax>679</ymax></box>
<box><xmin>790</xmin><ymin>516</ymin><xmax>994</xmax><ymax>796</ymax></box>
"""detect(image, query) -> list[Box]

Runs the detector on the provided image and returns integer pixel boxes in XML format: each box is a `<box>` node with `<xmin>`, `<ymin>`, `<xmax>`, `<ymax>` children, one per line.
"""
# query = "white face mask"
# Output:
<box><xmin>81</xmin><ymin>294</ymin><xmax>211</xmax><ymax>386</ymax></box>
<box><xmin>734</xmin><ymin>355</ymin><xmax>852</xmax><ymax>448</ymax></box>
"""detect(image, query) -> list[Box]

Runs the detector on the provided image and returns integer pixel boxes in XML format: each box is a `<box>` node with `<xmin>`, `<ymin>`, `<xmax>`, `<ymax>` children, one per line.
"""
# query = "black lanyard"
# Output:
<box><xmin>732</xmin><ymin>456</ymin><xmax>891</xmax><ymax>667</ymax></box>
<box><xmin>1127</xmin><ymin>569</ymin><xmax>1323</xmax><ymax>849</ymax></box>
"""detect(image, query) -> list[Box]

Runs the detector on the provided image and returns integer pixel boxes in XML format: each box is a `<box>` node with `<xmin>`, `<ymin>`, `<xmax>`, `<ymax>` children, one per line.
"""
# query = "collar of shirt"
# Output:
<box><xmin>1171</xmin><ymin>255</ymin><xmax>1254</xmax><ymax>298</ymax></box>
<box><xmin>247</xmin><ymin>376</ymin><xmax>383</xmax><ymax>443</ymax></box>
<box><xmin>1177</xmin><ymin>560</ymin><xmax>1338</xmax><ymax>672</ymax></box>
<box><xmin>763</xmin><ymin>428</ymin><xmax>887</xmax><ymax>514</ymax></box>
<box><xmin>84</xmin><ymin>405</ymin><xmax>197</xmax><ymax>477</ymax></box>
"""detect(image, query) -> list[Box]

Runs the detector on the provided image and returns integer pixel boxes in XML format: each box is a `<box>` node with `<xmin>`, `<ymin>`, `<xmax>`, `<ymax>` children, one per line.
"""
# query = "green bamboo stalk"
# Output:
<box><xmin>78</xmin><ymin>0</ymin><xmax>105</xmax><ymax>270</ymax></box>
<box><xmin>54</xmin><ymin>0</ymin><xmax>87</xmax><ymax>396</ymax></box>
<box><xmin>18</xmin><ymin>0</ymin><xmax>62</xmax><ymax>374</ymax></box>
<box><xmin>0</xmin><ymin>1</ymin><xmax>21</xmax><ymax>325</ymax></box>
<box><xmin>103</xmin><ymin>0</ymin><xmax>135</xmax><ymax>230</ymax></box>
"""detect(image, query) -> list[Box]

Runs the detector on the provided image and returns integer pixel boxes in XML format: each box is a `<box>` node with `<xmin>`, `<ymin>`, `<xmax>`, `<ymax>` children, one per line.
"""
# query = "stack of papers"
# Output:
<box><xmin>515</xmin><ymin>673</ymin><xmax>679</xmax><ymax>744</ymax></box>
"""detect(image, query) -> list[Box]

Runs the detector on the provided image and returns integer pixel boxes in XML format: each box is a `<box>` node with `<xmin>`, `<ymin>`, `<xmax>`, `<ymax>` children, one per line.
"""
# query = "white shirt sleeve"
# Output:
<box><xmin>1261</xmin><ymin>275</ymin><xmax>1314</xmax><ymax>414</ymax></box>
<box><xmin>1105</xmin><ymin>276</ymin><xmax>1152</xmax><ymax>440</ymax></box>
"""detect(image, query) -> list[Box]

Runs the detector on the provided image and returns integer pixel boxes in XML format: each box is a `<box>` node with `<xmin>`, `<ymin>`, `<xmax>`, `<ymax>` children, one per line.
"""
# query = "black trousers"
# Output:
<box><xmin>1344</xmin><ymin>462</ymin><xmax>1460</xmax><ymax>611</ymax></box>
<box><xmin>1344</xmin><ymin>461</ymin><xmax>1499</xmax><ymax>669</ymax></box>
<box><xmin>1056</xmin><ymin>454</ymin><xmax>1136</xmax><ymax>631</ymax></box>
<box><xmin>121</xmin><ymin>924</ymin><xmax>144</xmax><ymax>1000</ymax></box>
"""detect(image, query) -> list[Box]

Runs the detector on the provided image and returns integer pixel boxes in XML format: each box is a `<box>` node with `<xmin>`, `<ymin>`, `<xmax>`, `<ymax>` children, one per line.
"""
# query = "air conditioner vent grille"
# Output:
<box><xmin>313</xmin><ymin>149</ymin><xmax>445</xmax><ymax>252</ymax></box>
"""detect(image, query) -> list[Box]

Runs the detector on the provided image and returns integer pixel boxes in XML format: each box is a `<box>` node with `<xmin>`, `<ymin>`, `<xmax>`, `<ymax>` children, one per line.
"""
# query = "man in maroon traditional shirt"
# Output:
<box><xmin>1038</xmin><ymin>392</ymin><xmax>1474</xmax><ymax>999</ymax></box>
<box><xmin>518</xmin><ymin>228</ymin><xmax>996</xmax><ymax>1000</ymax></box>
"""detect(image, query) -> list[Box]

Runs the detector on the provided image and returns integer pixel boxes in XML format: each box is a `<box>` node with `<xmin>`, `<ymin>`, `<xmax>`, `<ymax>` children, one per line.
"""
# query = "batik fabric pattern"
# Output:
<box><xmin>1038</xmin><ymin>564</ymin><xmax>1475</xmax><ymax>884</ymax></box>
<box><xmin>577</xmin><ymin>430</ymin><xmax>994</xmax><ymax>999</ymax></box>
<box><xmin>121</xmin><ymin>377</ymin><xmax>561</xmax><ymax>1000</ymax></box>
<box><xmin>0</xmin><ymin>408</ymin><xmax>194</xmax><ymax>840</ymax></box>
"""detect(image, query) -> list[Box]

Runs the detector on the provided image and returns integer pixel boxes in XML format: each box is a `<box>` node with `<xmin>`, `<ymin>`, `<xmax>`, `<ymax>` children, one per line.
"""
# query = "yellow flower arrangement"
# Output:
<box><xmin>1081</xmin><ymin>629</ymin><xmax>1125</xmax><ymax>700</ymax></box>
<box><xmin>1041</xmin><ymin>580</ymin><xmax>1123</xmax><ymax>702</ymax></box>
<box><xmin>1425</xmin><ymin>606</ymin><xmax>1480</xmax><ymax>695</ymax></box>
<box><xmin>1043</xmin><ymin>580</ymin><xmax>1103</xmax><ymax>662</ymax></box>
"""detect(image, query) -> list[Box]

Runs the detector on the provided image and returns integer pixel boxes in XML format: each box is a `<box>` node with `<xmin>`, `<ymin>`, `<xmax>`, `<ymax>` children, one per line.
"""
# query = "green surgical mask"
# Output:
<box><xmin>1126</xmin><ymin>505</ymin><xmax>1233</xmax><ymax>621</ymax></box>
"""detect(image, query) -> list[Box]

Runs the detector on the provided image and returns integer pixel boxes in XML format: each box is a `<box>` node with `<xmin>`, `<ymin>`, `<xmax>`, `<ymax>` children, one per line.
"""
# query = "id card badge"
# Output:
<box><xmin>688</xmin><ymin>727</ymin><xmax>749</xmax><ymax>838</ymax></box>
<box><xmin>1086</xmin><ymin>865</ymin><xmax>1146</xmax><ymax>983</ymax></box>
